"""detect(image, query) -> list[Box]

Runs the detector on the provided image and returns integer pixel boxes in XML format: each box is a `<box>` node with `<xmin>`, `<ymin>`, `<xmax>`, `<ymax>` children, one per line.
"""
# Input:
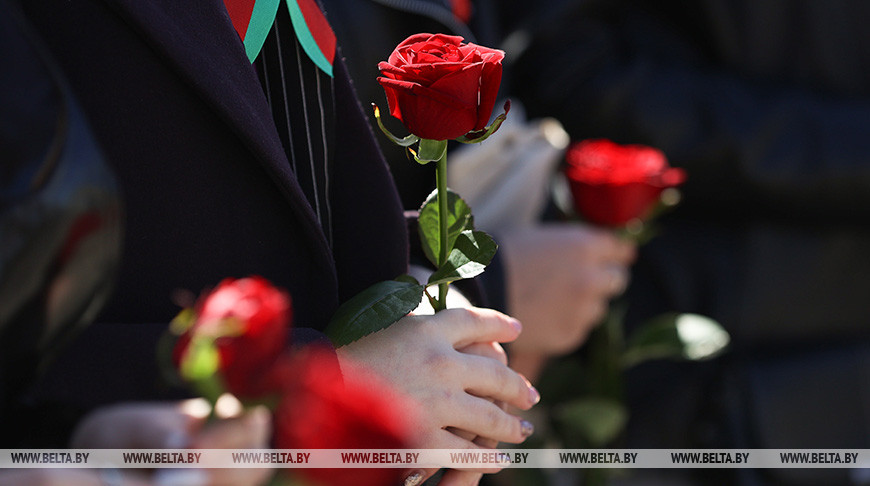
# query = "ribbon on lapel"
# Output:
<box><xmin>223</xmin><ymin>0</ymin><xmax>336</xmax><ymax>77</ymax></box>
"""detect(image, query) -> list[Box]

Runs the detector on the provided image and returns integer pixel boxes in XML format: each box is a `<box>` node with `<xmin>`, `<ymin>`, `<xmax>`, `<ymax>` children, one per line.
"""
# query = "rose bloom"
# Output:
<box><xmin>378</xmin><ymin>33</ymin><xmax>504</xmax><ymax>141</ymax></box>
<box><xmin>565</xmin><ymin>139</ymin><xmax>686</xmax><ymax>227</ymax></box>
<box><xmin>273</xmin><ymin>349</ymin><xmax>415</xmax><ymax>486</ymax></box>
<box><xmin>174</xmin><ymin>276</ymin><xmax>292</xmax><ymax>398</ymax></box>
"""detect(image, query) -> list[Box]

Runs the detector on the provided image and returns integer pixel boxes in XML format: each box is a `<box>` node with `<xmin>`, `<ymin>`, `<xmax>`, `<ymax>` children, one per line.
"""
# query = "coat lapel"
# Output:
<box><xmin>106</xmin><ymin>0</ymin><xmax>338</xmax><ymax>287</ymax></box>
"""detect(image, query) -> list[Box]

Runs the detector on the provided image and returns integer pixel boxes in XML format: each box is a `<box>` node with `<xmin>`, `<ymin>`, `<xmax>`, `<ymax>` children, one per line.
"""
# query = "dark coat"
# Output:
<box><xmin>508</xmin><ymin>0</ymin><xmax>870</xmax><ymax>482</ymax></box>
<box><xmin>17</xmin><ymin>0</ymin><xmax>409</xmax><ymax>438</ymax></box>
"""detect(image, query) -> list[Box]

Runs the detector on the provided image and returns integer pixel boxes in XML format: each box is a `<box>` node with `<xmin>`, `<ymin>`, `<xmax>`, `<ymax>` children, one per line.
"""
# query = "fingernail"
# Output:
<box><xmin>510</xmin><ymin>318</ymin><xmax>522</xmax><ymax>333</ymax></box>
<box><xmin>520</xmin><ymin>419</ymin><xmax>535</xmax><ymax>438</ymax></box>
<box><xmin>404</xmin><ymin>471</ymin><xmax>425</xmax><ymax>486</ymax></box>
<box><xmin>153</xmin><ymin>469</ymin><xmax>208</xmax><ymax>486</ymax></box>
<box><xmin>529</xmin><ymin>385</ymin><xmax>541</xmax><ymax>405</ymax></box>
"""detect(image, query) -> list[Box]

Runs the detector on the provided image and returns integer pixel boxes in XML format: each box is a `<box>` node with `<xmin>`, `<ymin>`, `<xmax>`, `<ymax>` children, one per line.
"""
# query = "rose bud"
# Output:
<box><xmin>273</xmin><ymin>349</ymin><xmax>416</xmax><ymax>486</ymax></box>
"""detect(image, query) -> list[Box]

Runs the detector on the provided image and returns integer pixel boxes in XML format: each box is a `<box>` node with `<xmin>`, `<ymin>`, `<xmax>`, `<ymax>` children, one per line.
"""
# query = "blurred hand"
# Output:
<box><xmin>70</xmin><ymin>398</ymin><xmax>272</xmax><ymax>486</ymax></box>
<box><xmin>499</xmin><ymin>223</ymin><xmax>636</xmax><ymax>381</ymax></box>
<box><xmin>0</xmin><ymin>470</ymin><xmax>149</xmax><ymax>486</ymax></box>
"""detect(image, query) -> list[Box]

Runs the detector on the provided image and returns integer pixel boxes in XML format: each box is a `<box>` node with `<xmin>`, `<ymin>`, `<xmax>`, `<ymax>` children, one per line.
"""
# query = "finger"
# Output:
<box><xmin>201</xmin><ymin>468</ymin><xmax>274</xmax><ymax>486</ymax></box>
<box><xmin>447</xmin><ymin>395</ymin><xmax>534</xmax><ymax>444</ymax></box>
<box><xmin>576</xmin><ymin>226</ymin><xmax>636</xmax><ymax>264</ymax></box>
<box><xmin>473</xmin><ymin>435</ymin><xmax>499</xmax><ymax>448</ymax></box>
<box><xmin>401</xmin><ymin>432</ymin><xmax>500</xmax><ymax>483</ymax></box>
<box><xmin>603</xmin><ymin>265</ymin><xmax>630</xmax><ymax>296</ymax></box>
<box><xmin>189</xmin><ymin>406</ymin><xmax>271</xmax><ymax>449</ymax></box>
<box><xmin>436</xmin><ymin>433</ymin><xmax>503</xmax><ymax>486</ymax></box>
<box><xmin>0</xmin><ymin>469</ymin><xmax>150</xmax><ymax>486</ymax></box>
<box><xmin>573</xmin><ymin>298</ymin><xmax>608</xmax><ymax>332</ymax></box>
<box><xmin>598</xmin><ymin>232</ymin><xmax>637</xmax><ymax>265</ymax></box>
<box><xmin>460</xmin><ymin>354</ymin><xmax>539</xmax><ymax>410</ymax></box>
<box><xmin>447</xmin><ymin>427</ymin><xmax>478</xmax><ymax>441</ymax></box>
<box><xmin>457</xmin><ymin>341</ymin><xmax>507</xmax><ymax>365</ymax></box>
<box><xmin>427</xmin><ymin>308</ymin><xmax>522</xmax><ymax>348</ymax></box>
<box><xmin>435</xmin><ymin>430</ymin><xmax>505</xmax><ymax>474</ymax></box>
<box><xmin>213</xmin><ymin>393</ymin><xmax>244</xmax><ymax>419</ymax></box>
<box><xmin>73</xmin><ymin>402</ymin><xmax>196</xmax><ymax>449</ymax></box>
<box><xmin>437</xmin><ymin>469</ymin><xmax>484</xmax><ymax>486</ymax></box>
<box><xmin>151</xmin><ymin>469</ymin><xmax>210</xmax><ymax>486</ymax></box>
<box><xmin>579</xmin><ymin>264</ymin><xmax>630</xmax><ymax>298</ymax></box>
<box><xmin>402</xmin><ymin>468</ymin><xmax>436</xmax><ymax>486</ymax></box>
<box><xmin>445</xmin><ymin>429</ymin><xmax>500</xmax><ymax>455</ymax></box>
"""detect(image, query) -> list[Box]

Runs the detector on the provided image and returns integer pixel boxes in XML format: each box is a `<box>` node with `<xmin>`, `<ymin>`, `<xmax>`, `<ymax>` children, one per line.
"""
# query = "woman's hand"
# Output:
<box><xmin>0</xmin><ymin>470</ymin><xmax>149</xmax><ymax>486</ymax></box>
<box><xmin>337</xmin><ymin>307</ymin><xmax>539</xmax><ymax>485</ymax></box>
<box><xmin>70</xmin><ymin>398</ymin><xmax>272</xmax><ymax>486</ymax></box>
<box><xmin>500</xmin><ymin>223</ymin><xmax>636</xmax><ymax>381</ymax></box>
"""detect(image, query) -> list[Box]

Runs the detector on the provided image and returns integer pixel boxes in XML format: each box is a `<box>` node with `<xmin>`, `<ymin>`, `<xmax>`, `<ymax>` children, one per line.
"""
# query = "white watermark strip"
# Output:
<box><xmin>2</xmin><ymin>449</ymin><xmax>869</xmax><ymax>469</ymax></box>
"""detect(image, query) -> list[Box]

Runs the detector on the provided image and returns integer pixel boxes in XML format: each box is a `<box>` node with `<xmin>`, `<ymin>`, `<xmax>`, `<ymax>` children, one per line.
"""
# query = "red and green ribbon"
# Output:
<box><xmin>224</xmin><ymin>0</ymin><xmax>336</xmax><ymax>77</ymax></box>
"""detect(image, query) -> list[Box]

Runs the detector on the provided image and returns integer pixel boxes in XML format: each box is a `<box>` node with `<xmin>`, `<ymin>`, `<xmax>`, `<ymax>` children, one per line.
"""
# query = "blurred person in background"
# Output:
<box><xmin>505</xmin><ymin>0</ymin><xmax>870</xmax><ymax>484</ymax></box>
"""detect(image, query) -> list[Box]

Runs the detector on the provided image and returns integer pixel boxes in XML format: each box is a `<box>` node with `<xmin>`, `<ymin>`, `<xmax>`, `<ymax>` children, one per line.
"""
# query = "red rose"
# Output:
<box><xmin>377</xmin><ymin>33</ymin><xmax>504</xmax><ymax>141</ymax></box>
<box><xmin>273</xmin><ymin>350</ymin><xmax>415</xmax><ymax>486</ymax></box>
<box><xmin>173</xmin><ymin>276</ymin><xmax>292</xmax><ymax>398</ymax></box>
<box><xmin>565</xmin><ymin>139</ymin><xmax>686</xmax><ymax>227</ymax></box>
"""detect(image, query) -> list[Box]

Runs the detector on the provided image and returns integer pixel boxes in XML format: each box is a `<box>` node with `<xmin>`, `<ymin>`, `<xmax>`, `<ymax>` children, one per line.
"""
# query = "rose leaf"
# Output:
<box><xmin>418</xmin><ymin>188</ymin><xmax>475</xmax><ymax>267</ymax></box>
<box><xmin>325</xmin><ymin>280</ymin><xmax>426</xmax><ymax>347</ymax></box>
<box><xmin>621</xmin><ymin>312</ymin><xmax>730</xmax><ymax>368</ymax></box>
<box><xmin>427</xmin><ymin>230</ymin><xmax>497</xmax><ymax>286</ymax></box>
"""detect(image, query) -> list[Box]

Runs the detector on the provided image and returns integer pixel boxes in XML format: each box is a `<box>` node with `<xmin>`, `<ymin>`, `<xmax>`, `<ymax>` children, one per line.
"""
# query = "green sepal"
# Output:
<box><xmin>178</xmin><ymin>335</ymin><xmax>226</xmax><ymax>404</ymax></box>
<box><xmin>192</xmin><ymin>373</ymin><xmax>227</xmax><ymax>407</ymax></box>
<box><xmin>427</xmin><ymin>230</ymin><xmax>497</xmax><ymax>286</ymax></box>
<box><xmin>407</xmin><ymin>146</ymin><xmax>430</xmax><ymax>165</ymax></box>
<box><xmin>621</xmin><ymin>312</ymin><xmax>730</xmax><ymax>369</ymax></box>
<box><xmin>413</xmin><ymin>138</ymin><xmax>448</xmax><ymax>163</ymax></box>
<box><xmin>423</xmin><ymin>287</ymin><xmax>438</xmax><ymax>309</ymax></box>
<box><xmin>325</xmin><ymin>280</ymin><xmax>425</xmax><ymax>347</ymax></box>
<box><xmin>169</xmin><ymin>308</ymin><xmax>196</xmax><ymax>335</ymax></box>
<box><xmin>179</xmin><ymin>335</ymin><xmax>220</xmax><ymax>381</ymax></box>
<box><xmin>455</xmin><ymin>100</ymin><xmax>511</xmax><ymax>144</ymax></box>
<box><xmin>372</xmin><ymin>103</ymin><xmax>420</xmax><ymax>147</ymax></box>
<box><xmin>418</xmin><ymin>188</ymin><xmax>474</xmax><ymax>267</ymax></box>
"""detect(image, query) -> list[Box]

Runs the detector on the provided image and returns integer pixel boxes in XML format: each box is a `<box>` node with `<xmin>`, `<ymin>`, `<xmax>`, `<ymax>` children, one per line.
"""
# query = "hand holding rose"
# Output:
<box><xmin>338</xmin><ymin>308</ymin><xmax>538</xmax><ymax>446</ymax></box>
<box><xmin>69</xmin><ymin>399</ymin><xmax>272</xmax><ymax>486</ymax></box>
<box><xmin>337</xmin><ymin>307</ymin><xmax>539</xmax><ymax>486</ymax></box>
<box><xmin>500</xmin><ymin>224</ymin><xmax>637</xmax><ymax>382</ymax></box>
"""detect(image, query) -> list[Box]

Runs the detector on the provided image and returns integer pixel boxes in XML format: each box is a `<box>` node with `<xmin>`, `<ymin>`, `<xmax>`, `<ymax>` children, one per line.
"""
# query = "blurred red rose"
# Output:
<box><xmin>378</xmin><ymin>33</ymin><xmax>504</xmax><ymax>141</ymax></box>
<box><xmin>173</xmin><ymin>276</ymin><xmax>292</xmax><ymax>398</ymax></box>
<box><xmin>273</xmin><ymin>349</ymin><xmax>415</xmax><ymax>486</ymax></box>
<box><xmin>565</xmin><ymin>139</ymin><xmax>686</xmax><ymax>227</ymax></box>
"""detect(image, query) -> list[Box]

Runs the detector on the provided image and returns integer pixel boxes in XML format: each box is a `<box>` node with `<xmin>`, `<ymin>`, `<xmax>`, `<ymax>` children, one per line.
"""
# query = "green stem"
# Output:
<box><xmin>584</xmin><ymin>467</ymin><xmax>608</xmax><ymax>486</ymax></box>
<box><xmin>589</xmin><ymin>304</ymin><xmax>626</xmax><ymax>401</ymax></box>
<box><xmin>435</xmin><ymin>150</ymin><xmax>449</xmax><ymax>312</ymax></box>
<box><xmin>195</xmin><ymin>374</ymin><xmax>225</xmax><ymax>422</ymax></box>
